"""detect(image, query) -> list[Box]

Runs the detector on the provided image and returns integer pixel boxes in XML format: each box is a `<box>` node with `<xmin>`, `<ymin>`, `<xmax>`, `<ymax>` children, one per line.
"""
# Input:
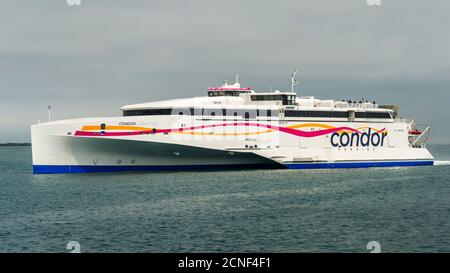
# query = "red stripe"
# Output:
<box><xmin>74</xmin><ymin>123</ymin><xmax>364</xmax><ymax>138</ymax></box>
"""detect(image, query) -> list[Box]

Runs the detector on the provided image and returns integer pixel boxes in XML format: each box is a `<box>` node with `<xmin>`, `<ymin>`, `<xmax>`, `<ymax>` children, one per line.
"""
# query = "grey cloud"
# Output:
<box><xmin>0</xmin><ymin>0</ymin><xmax>449</xmax><ymax>143</ymax></box>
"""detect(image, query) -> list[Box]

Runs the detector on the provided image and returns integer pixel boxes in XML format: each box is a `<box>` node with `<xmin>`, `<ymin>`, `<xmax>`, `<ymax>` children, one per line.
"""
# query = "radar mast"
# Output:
<box><xmin>291</xmin><ymin>69</ymin><xmax>300</xmax><ymax>93</ymax></box>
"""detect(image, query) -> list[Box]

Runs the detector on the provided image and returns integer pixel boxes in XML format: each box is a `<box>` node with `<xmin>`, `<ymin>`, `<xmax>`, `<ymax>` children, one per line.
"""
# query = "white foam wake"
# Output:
<box><xmin>434</xmin><ymin>160</ymin><xmax>450</xmax><ymax>166</ymax></box>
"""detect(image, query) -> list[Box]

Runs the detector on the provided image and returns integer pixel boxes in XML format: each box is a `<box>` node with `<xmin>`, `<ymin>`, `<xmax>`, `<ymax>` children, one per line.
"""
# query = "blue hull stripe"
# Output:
<box><xmin>284</xmin><ymin>160</ymin><xmax>434</xmax><ymax>169</ymax></box>
<box><xmin>32</xmin><ymin>164</ymin><xmax>279</xmax><ymax>174</ymax></box>
<box><xmin>33</xmin><ymin>160</ymin><xmax>434</xmax><ymax>174</ymax></box>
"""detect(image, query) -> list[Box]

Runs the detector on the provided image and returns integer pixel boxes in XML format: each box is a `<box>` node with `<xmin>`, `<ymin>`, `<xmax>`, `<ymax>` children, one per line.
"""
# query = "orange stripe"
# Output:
<box><xmin>81</xmin><ymin>125</ymin><xmax>152</xmax><ymax>131</ymax></box>
<box><xmin>80</xmin><ymin>123</ymin><xmax>386</xmax><ymax>136</ymax></box>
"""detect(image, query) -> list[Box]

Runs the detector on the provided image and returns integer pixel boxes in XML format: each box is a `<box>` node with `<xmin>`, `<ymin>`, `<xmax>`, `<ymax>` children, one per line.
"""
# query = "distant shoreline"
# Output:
<box><xmin>0</xmin><ymin>143</ymin><xmax>31</xmax><ymax>146</ymax></box>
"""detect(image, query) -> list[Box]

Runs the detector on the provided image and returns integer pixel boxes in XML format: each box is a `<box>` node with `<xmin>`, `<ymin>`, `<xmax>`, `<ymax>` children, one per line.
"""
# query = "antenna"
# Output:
<box><xmin>235</xmin><ymin>74</ymin><xmax>239</xmax><ymax>84</ymax></box>
<box><xmin>291</xmin><ymin>69</ymin><xmax>300</xmax><ymax>93</ymax></box>
<box><xmin>48</xmin><ymin>105</ymin><xmax>51</xmax><ymax>122</ymax></box>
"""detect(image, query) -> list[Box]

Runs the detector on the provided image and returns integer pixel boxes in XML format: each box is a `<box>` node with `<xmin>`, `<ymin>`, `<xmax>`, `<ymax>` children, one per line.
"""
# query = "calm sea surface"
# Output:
<box><xmin>0</xmin><ymin>145</ymin><xmax>449</xmax><ymax>252</ymax></box>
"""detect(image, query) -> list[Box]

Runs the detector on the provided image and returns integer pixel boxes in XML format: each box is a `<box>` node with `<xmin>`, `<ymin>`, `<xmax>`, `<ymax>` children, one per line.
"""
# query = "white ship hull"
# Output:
<box><xmin>31</xmin><ymin>115</ymin><xmax>434</xmax><ymax>174</ymax></box>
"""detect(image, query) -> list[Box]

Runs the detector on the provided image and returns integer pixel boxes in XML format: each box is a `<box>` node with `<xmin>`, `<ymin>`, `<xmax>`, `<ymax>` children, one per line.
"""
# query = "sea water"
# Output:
<box><xmin>0</xmin><ymin>145</ymin><xmax>449</xmax><ymax>252</ymax></box>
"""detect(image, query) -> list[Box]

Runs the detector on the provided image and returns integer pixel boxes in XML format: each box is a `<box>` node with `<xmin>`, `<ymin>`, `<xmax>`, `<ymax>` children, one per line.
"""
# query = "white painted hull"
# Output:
<box><xmin>31</xmin><ymin>115</ymin><xmax>434</xmax><ymax>174</ymax></box>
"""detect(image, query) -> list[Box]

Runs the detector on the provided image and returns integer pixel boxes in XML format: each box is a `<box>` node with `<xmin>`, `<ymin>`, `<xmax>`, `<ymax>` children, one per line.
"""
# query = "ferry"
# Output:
<box><xmin>31</xmin><ymin>72</ymin><xmax>434</xmax><ymax>174</ymax></box>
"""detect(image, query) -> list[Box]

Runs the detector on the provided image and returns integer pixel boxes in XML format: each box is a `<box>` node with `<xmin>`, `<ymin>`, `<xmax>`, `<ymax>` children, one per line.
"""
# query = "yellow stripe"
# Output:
<box><xmin>81</xmin><ymin>125</ymin><xmax>152</xmax><ymax>131</ymax></box>
<box><xmin>175</xmin><ymin>130</ymin><xmax>273</xmax><ymax>136</ymax></box>
<box><xmin>287</xmin><ymin>123</ymin><xmax>335</xmax><ymax>130</ymax></box>
<box><xmin>173</xmin><ymin>123</ymin><xmax>336</xmax><ymax>136</ymax></box>
<box><xmin>81</xmin><ymin>123</ymin><xmax>386</xmax><ymax>136</ymax></box>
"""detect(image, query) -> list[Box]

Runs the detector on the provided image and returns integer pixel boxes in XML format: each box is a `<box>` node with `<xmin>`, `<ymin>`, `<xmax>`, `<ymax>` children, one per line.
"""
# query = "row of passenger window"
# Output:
<box><xmin>123</xmin><ymin>108</ymin><xmax>278</xmax><ymax>117</ymax></box>
<box><xmin>355</xmin><ymin>112</ymin><xmax>392</xmax><ymax>119</ymax></box>
<box><xmin>123</xmin><ymin>108</ymin><xmax>392</xmax><ymax>119</ymax></box>
<box><xmin>284</xmin><ymin>110</ymin><xmax>348</xmax><ymax>118</ymax></box>
<box><xmin>250</xmin><ymin>95</ymin><xmax>296</xmax><ymax>105</ymax></box>
<box><xmin>285</xmin><ymin>110</ymin><xmax>391</xmax><ymax>119</ymax></box>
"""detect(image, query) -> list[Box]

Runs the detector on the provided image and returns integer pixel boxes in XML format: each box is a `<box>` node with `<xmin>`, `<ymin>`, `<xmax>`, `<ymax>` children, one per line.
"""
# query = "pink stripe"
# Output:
<box><xmin>375</xmin><ymin>128</ymin><xmax>386</xmax><ymax>133</ymax></box>
<box><xmin>74</xmin><ymin>123</ymin><xmax>362</xmax><ymax>138</ymax></box>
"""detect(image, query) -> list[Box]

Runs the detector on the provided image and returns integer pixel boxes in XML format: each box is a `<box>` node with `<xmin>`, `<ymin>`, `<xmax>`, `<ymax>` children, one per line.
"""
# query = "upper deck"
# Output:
<box><xmin>120</xmin><ymin>77</ymin><xmax>395</xmax><ymax>122</ymax></box>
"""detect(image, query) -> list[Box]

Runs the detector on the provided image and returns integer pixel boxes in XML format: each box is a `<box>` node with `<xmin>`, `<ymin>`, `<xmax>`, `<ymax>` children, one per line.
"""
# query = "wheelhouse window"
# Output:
<box><xmin>355</xmin><ymin>112</ymin><xmax>391</xmax><ymax>119</ymax></box>
<box><xmin>251</xmin><ymin>94</ymin><xmax>296</xmax><ymax>105</ymax></box>
<box><xmin>208</xmin><ymin>91</ymin><xmax>248</xmax><ymax>97</ymax></box>
<box><xmin>285</xmin><ymin>110</ymin><xmax>348</xmax><ymax>118</ymax></box>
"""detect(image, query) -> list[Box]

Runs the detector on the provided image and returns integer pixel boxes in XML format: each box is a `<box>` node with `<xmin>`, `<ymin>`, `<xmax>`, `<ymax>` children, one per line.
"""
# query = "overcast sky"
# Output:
<box><xmin>0</xmin><ymin>0</ymin><xmax>449</xmax><ymax>143</ymax></box>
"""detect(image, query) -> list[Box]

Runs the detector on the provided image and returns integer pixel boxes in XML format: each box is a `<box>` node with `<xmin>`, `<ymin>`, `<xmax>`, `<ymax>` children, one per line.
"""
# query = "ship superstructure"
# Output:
<box><xmin>31</xmin><ymin>73</ymin><xmax>433</xmax><ymax>173</ymax></box>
